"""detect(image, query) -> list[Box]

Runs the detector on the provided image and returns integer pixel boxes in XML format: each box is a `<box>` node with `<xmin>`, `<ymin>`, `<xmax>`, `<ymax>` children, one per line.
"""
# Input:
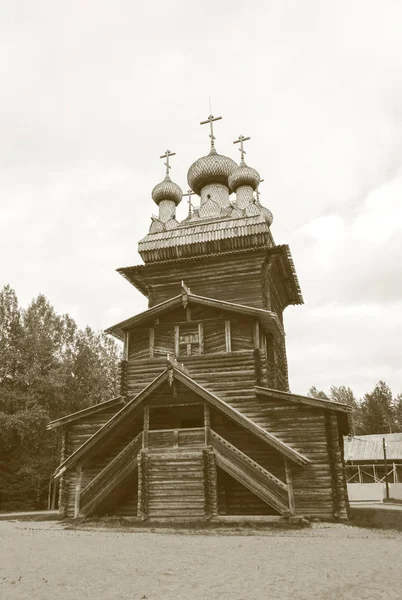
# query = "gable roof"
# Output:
<box><xmin>255</xmin><ymin>386</ymin><xmax>352</xmax><ymax>434</ymax></box>
<box><xmin>54</xmin><ymin>362</ymin><xmax>309</xmax><ymax>477</ymax></box>
<box><xmin>105</xmin><ymin>286</ymin><xmax>284</xmax><ymax>341</ymax></box>
<box><xmin>47</xmin><ymin>397</ymin><xmax>125</xmax><ymax>430</ymax></box>
<box><xmin>255</xmin><ymin>386</ymin><xmax>351</xmax><ymax>413</ymax></box>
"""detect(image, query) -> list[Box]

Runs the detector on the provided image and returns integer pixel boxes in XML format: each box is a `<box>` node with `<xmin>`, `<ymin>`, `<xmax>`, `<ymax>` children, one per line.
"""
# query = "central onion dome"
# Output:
<box><xmin>187</xmin><ymin>148</ymin><xmax>237</xmax><ymax>195</ymax></box>
<box><xmin>228</xmin><ymin>160</ymin><xmax>260</xmax><ymax>192</ymax></box>
<box><xmin>151</xmin><ymin>175</ymin><xmax>183</xmax><ymax>206</ymax></box>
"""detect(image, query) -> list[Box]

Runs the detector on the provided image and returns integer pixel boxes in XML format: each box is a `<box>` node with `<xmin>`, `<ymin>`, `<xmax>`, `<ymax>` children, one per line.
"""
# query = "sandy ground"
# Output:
<box><xmin>1</xmin><ymin>520</ymin><xmax>402</xmax><ymax>600</ymax></box>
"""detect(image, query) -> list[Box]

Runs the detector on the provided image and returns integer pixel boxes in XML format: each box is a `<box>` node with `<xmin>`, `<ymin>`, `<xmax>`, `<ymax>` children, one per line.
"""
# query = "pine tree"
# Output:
<box><xmin>0</xmin><ymin>285</ymin><xmax>121</xmax><ymax>510</ymax></box>
<box><xmin>307</xmin><ymin>386</ymin><xmax>329</xmax><ymax>400</ymax></box>
<box><xmin>360</xmin><ymin>381</ymin><xmax>395</xmax><ymax>434</ymax></box>
<box><xmin>329</xmin><ymin>385</ymin><xmax>363</xmax><ymax>433</ymax></box>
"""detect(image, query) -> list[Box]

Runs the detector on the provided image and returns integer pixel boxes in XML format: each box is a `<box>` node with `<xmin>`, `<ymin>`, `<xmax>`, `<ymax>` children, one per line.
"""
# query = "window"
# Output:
<box><xmin>175</xmin><ymin>323</ymin><xmax>204</xmax><ymax>356</ymax></box>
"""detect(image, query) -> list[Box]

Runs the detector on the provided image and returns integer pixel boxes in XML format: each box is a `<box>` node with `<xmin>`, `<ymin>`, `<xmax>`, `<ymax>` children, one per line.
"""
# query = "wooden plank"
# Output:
<box><xmin>225</xmin><ymin>320</ymin><xmax>231</xmax><ymax>353</ymax></box>
<box><xmin>149</xmin><ymin>327</ymin><xmax>155</xmax><ymax>359</ymax></box>
<box><xmin>124</xmin><ymin>331</ymin><xmax>129</xmax><ymax>361</ymax></box>
<box><xmin>204</xmin><ymin>403</ymin><xmax>210</xmax><ymax>446</ymax></box>
<box><xmin>198</xmin><ymin>323</ymin><xmax>204</xmax><ymax>355</ymax></box>
<box><xmin>254</xmin><ymin>320</ymin><xmax>260</xmax><ymax>350</ymax></box>
<box><xmin>143</xmin><ymin>405</ymin><xmax>149</xmax><ymax>449</ymax></box>
<box><xmin>74</xmin><ymin>463</ymin><xmax>82</xmax><ymax>518</ymax></box>
<box><xmin>284</xmin><ymin>458</ymin><xmax>295</xmax><ymax>516</ymax></box>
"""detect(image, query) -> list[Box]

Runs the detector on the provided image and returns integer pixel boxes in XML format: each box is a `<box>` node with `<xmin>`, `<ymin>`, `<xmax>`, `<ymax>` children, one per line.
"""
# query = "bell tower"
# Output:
<box><xmin>117</xmin><ymin>114</ymin><xmax>303</xmax><ymax>391</ymax></box>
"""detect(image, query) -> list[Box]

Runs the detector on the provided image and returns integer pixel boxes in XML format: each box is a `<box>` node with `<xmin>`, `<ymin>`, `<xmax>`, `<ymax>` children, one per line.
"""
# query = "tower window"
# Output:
<box><xmin>174</xmin><ymin>323</ymin><xmax>203</xmax><ymax>356</ymax></box>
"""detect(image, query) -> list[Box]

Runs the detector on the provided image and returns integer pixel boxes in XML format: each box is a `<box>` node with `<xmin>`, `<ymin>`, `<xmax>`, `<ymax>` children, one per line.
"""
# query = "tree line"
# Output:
<box><xmin>0</xmin><ymin>285</ymin><xmax>121</xmax><ymax>511</ymax></box>
<box><xmin>308</xmin><ymin>383</ymin><xmax>402</xmax><ymax>435</ymax></box>
<box><xmin>1</xmin><ymin>283</ymin><xmax>401</xmax><ymax>511</ymax></box>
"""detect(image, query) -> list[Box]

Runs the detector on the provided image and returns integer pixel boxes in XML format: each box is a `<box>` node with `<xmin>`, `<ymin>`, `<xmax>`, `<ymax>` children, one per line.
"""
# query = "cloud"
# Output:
<box><xmin>1</xmin><ymin>0</ymin><xmax>401</xmax><ymax>398</ymax></box>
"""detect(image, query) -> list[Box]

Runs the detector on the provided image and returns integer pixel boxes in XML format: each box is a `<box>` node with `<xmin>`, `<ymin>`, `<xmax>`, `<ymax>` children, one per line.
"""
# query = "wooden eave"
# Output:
<box><xmin>105</xmin><ymin>291</ymin><xmax>284</xmax><ymax>341</ymax></box>
<box><xmin>255</xmin><ymin>386</ymin><xmax>351</xmax><ymax>434</ymax></box>
<box><xmin>54</xmin><ymin>364</ymin><xmax>309</xmax><ymax>477</ymax></box>
<box><xmin>255</xmin><ymin>386</ymin><xmax>350</xmax><ymax>413</ymax></box>
<box><xmin>47</xmin><ymin>397</ymin><xmax>125</xmax><ymax>430</ymax></box>
<box><xmin>267</xmin><ymin>245</ymin><xmax>304</xmax><ymax>306</ymax></box>
<box><xmin>116</xmin><ymin>245</ymin><xmax>274</xmax><ymax>297</ymax></box>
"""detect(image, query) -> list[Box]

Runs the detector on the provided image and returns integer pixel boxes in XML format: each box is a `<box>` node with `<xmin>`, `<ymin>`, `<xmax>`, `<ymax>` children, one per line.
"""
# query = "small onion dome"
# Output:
<box><xmin>258</xmin><ymin>202</ymin><xmax>273</xmax><ymax>226</ymax></box>
<box><xmin>261</xmin><ymin>206</ymin><xmax>274</xmax><ymax>225</ymax></box>
<box><xmin>228</xmin><ymin>160</ymin><xmax>260</xmax><ymax>192</ymax></box>
<box><xmin>151</xmin><ymin>175</ymin><xmax>183</xmax><ymax>206</ymax></box>
<box><xmin>187</xmin><ymin>149</ymin><xmax>237</xmax><ymax>195</ymax></box>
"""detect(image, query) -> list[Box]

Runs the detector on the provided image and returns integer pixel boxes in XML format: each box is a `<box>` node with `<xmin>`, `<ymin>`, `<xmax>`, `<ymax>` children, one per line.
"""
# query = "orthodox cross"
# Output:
<box><xmin>182</xmin><ymin>189</ymin><xmax>194</xmax><ymax>216</ymax></box>
<box><xmin>233</xmin><ymin>134</ymin><xmax>250</xmax><ymax>161</ymax></box>
<box><xmin>160</xmin><ymin>149</ymin><xmax>176</xmax><ymax>176</ymax></box>
<box><xmin>200</xmin><ymin>114</ymin><xmax>222</xmax><ymax>150</ymax></box>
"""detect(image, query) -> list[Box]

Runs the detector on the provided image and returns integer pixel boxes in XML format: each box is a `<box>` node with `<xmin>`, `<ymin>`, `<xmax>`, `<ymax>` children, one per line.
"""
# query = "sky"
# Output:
<box><xmin>1</xmin><ymin>0</ymin><xmax>401</xmax><ymax>399</ymax></box>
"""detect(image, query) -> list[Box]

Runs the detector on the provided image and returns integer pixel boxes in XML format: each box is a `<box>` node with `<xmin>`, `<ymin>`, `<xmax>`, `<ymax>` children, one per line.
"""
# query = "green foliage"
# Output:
<box><xmin>308</xmin><ymin>381</ymin><xmax>402</xmax><ymax>435</ymax></box>
<box><xmin>307</xmin><ymin>386</ymin><xmax>329</xmax><ymax>400</ymax></box>
<box><xmin>0</xmin><ymin>285</ymin><xmax>121</xmax><ymax>511</ymax></box>
<box><xmin>360</xmin><ymin>381</ymin><xmax>395</xmax><ymax>434</ymax></box>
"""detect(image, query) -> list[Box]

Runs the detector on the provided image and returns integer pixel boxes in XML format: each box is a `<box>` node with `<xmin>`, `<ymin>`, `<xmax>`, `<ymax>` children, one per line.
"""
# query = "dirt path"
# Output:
<box><xmin>1</xmin><ymin>520</ymin><xmax>401</xmax><ymax>600</ymax></box>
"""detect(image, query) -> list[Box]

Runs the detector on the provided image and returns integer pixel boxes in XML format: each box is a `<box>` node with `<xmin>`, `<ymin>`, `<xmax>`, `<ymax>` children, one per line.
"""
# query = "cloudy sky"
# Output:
<box><xmin>1</xmin><ymin>0</ymin><xmax>401</xmax><ymax>398</ymax></box>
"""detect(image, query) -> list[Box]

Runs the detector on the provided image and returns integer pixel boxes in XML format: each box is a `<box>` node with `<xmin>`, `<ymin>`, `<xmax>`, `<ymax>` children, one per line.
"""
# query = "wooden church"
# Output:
<box><xmin>48</xmin><ymin>115</ymin><xmax>351</xmax><ymax>522</ymax></box>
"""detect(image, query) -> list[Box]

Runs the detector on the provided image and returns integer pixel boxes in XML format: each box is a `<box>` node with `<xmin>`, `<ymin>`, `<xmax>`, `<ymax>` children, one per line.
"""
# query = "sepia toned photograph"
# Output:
<box><xmin>1</xmin><ymin>1</ymin><xmax>401</xmax><ymax>599</ymax></box>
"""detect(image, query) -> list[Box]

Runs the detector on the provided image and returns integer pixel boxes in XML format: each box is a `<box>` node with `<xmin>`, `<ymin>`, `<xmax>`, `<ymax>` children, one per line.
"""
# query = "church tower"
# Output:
<box><xmin>49</xmin><ymin>113</ymin><xmax>351</xmax><ymax>523</ymax></box>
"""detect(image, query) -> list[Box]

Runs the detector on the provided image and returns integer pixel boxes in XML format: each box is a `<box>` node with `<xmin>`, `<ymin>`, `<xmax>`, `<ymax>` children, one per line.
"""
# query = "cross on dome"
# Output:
<box><xmin>182</xmin><ymin>189</ymin><xmax>194</xmax><ymax>215</ymax></box>
<box><xmin>200</xmin><ymin>114</ymin><xmax>222</xmax><ymax>150</ymax></box>
<box><xmin>160</xmin><ymin>149</ymin><xmax>176</xmax><ymax>176</ymax></box>
<box><xmin>233</xmin><ymin>134</ymin><xmax>250</xmax><ymax>162</ymax></box>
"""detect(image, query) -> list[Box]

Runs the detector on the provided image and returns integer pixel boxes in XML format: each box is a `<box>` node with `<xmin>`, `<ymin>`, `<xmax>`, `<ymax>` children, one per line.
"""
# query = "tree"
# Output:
<box><xmin>307</xmin><ymin>386</ymin><xmax>329</xmax><ymax>400</ymax></box>
<box><xmin>360</xmin><ymin>381</ymin><xmax>395</xmax><ymax>434</ymax></box>
<box><xmin>393</xmin><ymin>393</ymin><xmax>402</xmax><ymax>433</ymax></box>
<box><xmin>0</xmin><ymin>285</ymin><xmax>121</xmax><ymax>510</ymax></box>
<box><xmin>329</xmin><ymin>385</ymin><xmax>363</xmax><ymax>434</ymax></box>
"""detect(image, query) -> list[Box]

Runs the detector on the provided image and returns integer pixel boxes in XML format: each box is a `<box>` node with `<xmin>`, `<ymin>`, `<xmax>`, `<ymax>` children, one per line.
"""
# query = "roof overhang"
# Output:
<box><xmin>47</xmin><ymin>397</ymin><xmax>125</xmax><ymax>430</ymax></box>
<box><xmin>105</xmin><ymin>285</ymin><xmax>284</xmax><ymax>341</ymax></box>
<box><xmin>54</xmin><ymin>360</ymin><xmax>309</xmax><ymax>478</ymax></box>
<box><xmin>255</xmin><ymin>386</ymin><xmax>352</xmax><ymax>434</ymax></box>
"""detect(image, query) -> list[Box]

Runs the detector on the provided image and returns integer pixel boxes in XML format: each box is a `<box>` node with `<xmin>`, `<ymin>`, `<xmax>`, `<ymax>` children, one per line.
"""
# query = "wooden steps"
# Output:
<box><xmin>147</xmin><ymin>451</ymin><xmax>206</xmax><ymax>518</ymax></box>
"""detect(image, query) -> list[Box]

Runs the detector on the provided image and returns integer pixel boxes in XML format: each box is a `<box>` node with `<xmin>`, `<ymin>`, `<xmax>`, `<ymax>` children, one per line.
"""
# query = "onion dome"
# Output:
<box><xmin>151</xmin><ymin>175</ymin><xmax>182</xmax><ymax>206</ymax></box>
<box><xmin>259</xmin><ymin>204</ymin><xmax>273</xmax><ymax>226</ymax></box>
<box><xmin>228</xmin><ymin>160</ymin><xmax>260</xmax><ymax>192</ymax></box>
<box><xmin>187</xmin><ymin>149</ymin><xmax>237</xmax><ymax>195</ymax></box>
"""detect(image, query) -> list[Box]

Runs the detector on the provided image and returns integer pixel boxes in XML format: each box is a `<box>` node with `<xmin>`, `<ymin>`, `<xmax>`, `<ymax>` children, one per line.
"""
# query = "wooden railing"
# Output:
<box><xmin>210</xmin><ymin>429</ymin><xmax>289</xmax><ymax>514</ymax></box>
<box><xmin>147</xmin><ymin>427</ymin><xmax>205</xmax><ymax>450</ymax></box>
<box><xmin>80</xmin><ymin>432</ymin><xmax>143</xmax><ymax>516</ymax></box>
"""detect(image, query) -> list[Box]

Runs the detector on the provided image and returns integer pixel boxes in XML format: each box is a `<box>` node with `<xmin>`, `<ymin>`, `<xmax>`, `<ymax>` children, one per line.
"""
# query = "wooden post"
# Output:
<box><xmin>204</xmin><ymin>403</ymin><xmax>210</xmax><ymax>446</ymax></box>
<box><xmin>198</xmin><ymin>323</ymin><xmax>204</xmax><ymax>355</ymax></box>
<box><xmin>124</xmin><ymin>331</ymin><xmax>129</xmax><ymax>361</ymax></box>
<box><xmin>47</xmin><ymin>478</ymin><xmax>52</xmax><ymax>510</ymax></box>
<box><xmin>149</xmin><ymin>327</ymin><xmax>155</xmax><ymax>359</ymax></box>
<box><xmin>74</xmin><ymin>463</ymin><xmax>82</xmax><ymax>518</ymax></box>
<box><xmin>253</xmin><ymin>320</ymin><xmax>260</xmax><ymax>350</ymax></box>
<box><xmin>143</xmin><ymin>405</ymin><xmax>149</xmax><ymax>449</ymax></box>
<box><xmin>186</xmin><ymin>306</ymin><xmax>191</xmax><ymax>321</ymax></box>
<box><xmin>225</xmin><ymin>320</ymin><xmax>231</xmax><ymax>353</ymax></box>
<box><xmin>174</xmin><ymin>325</ymin><xmax>180</xmax><ymax>357</ymax></box>
<box><xmin>383</xmin><ymin>437</ymin><xmax>390</xmax><ymax>500</ymax></box>
<box><xmin>58</xmin><ymin>429</ymin><xmax>67</xmax><ymax>516</ymax></box>
<box><xmin>51</xmin><ymin>478</ymin><xmax>58</xmax><ymax>510</ymax></box>
<box><xmin>284</xmin><ymin>458</ymin><xmax>295</xmax><ymax>516</ymax></box>
<box><xmin>173</xmin><ymin>429</ymin><xmax>179</xmax><ymax>449</ymax></box>
<box><xmin>357</xmin><ymin>464</ymin><xmax>362</xmax><ymax>483</ymax></box>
